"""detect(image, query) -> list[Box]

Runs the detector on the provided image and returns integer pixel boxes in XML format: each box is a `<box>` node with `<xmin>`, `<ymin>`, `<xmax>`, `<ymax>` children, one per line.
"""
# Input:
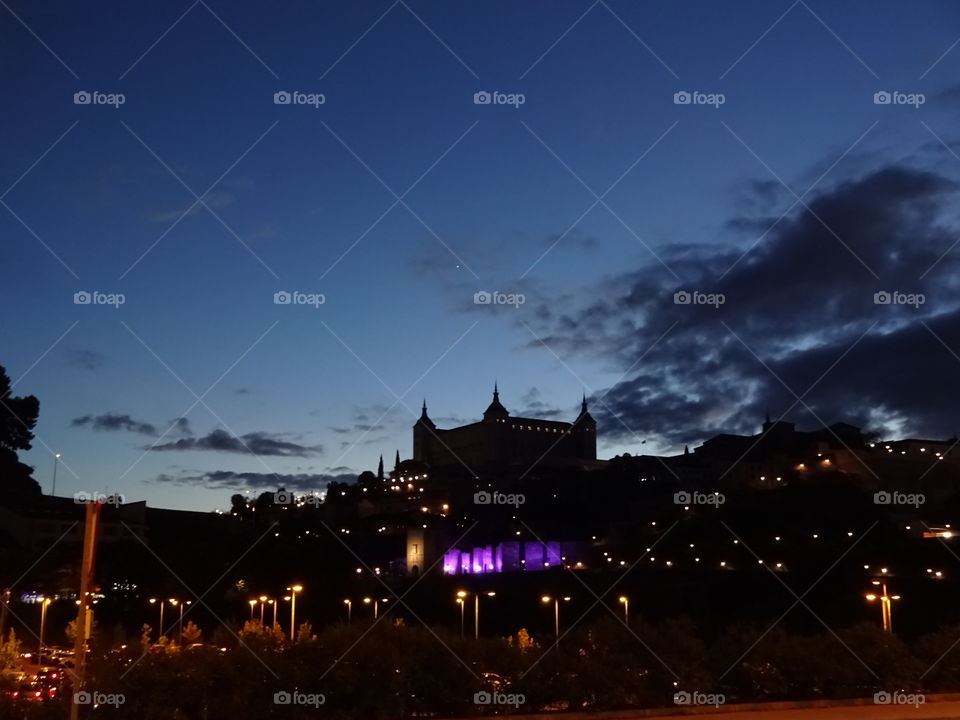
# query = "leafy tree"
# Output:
<box><xmin>181</xmin><ymin>621</ymin><xmax>202</xmax><ymax>645</ymax></box>
<box><xmin>0</xmin><ymin>365</ymin><xmax>41</xmax><ymax>501</ymax></box>
<box><xmin>0</xmin><ymin>629</ymin><xmax>21</xmax><ymax>670</ymax></box>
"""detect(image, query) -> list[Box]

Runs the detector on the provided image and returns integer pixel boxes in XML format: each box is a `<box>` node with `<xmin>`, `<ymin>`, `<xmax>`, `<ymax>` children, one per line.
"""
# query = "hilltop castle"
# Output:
<box><xmin>412</xmin><ymin>385</ymin><xmax>597</xmax><ymax>470</ymax></box>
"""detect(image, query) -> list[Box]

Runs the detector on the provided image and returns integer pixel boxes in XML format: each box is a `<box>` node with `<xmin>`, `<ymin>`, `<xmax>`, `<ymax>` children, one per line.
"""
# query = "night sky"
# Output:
<box><xmin>3</xmin><ymin>0</ymin><xmax>960</xmax><ymax>511</ymax></box>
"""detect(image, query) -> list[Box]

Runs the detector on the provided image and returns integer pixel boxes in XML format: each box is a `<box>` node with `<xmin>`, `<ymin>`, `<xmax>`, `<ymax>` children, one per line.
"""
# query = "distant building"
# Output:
<box><xmin>412</xmin><ymin>385</ymin><xmax>597</xmax><ymax>470</ymax></box>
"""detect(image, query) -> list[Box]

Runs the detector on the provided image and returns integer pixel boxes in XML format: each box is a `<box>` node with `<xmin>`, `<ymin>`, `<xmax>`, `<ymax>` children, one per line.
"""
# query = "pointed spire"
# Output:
<box><xmin>394</xmin><ymin>450</ymin><xmax>400</xmax><ymax>472</ymax></box>
<box><xmin>483</xmin><ymin>382</ymin><xmax>509</xmax><ymax>420</ymax></box>
<box><xmin>377</xmin><ymin>454</ymin><xmax>384</xmax><ymax>481</ymax></box>
<box><xmin>493</xmin><ymin>382</ymin><xmax>499</xmax><ymax>401</ymax></box>
<box><xmin>684</xmin><ymin>444</ymin><xmax>690</xmax><ymax>456</ymax></box>
<box><xmin>581</xmin><ymin>393</ymin><xmax>588</xmax><ymax>414</ymax></box>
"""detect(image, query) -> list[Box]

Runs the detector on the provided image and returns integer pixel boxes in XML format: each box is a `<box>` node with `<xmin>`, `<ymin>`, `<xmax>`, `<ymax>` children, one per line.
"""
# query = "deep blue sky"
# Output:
<box><xmin>3</xmin><ymin>0</ymin><xmax>960</xmax><ymax>511</ymax></box>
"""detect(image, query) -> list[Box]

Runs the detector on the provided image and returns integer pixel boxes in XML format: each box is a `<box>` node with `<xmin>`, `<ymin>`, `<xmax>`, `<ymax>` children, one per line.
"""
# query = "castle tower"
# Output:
<box><xmin>573</xmin><ymin>394</ymin><xmax>597</xmax><ymax>459</ymax></box>
<box><xmin>406</xmin><ymin>526</ymin><xmax>427</xmax><ymax>577</ymax></box>
<box><xmin>412</xmin><ymin>400</ymin><xmax>436</xmax><ymax>463</ymax></box>
<box><xmin>482</xmin><ymin>382</ymin><xmax>509</xmax><ymax>422</ymax></box>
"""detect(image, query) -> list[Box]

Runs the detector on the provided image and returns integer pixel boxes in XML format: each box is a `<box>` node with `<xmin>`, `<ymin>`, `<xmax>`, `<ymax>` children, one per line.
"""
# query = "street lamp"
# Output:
<box><xmin>51</xmin><ymin>453</ymin><xmax>61</xmax><ymax>496</ymax></box>
<box><xmin>38</xmin><ymin>598</ymin><xmax>51</xmax><ymax>666</ymax></box>
<box><xmin>258</xmin><ymin>595</ymin><xmax>267</xmax><ymax>624</ymax></box>
<box><xmin>149</xmin><ymin>598</ymin><xmax>165</xmax><ymax>642</ymax></box>
<box><xmin>286</xmin><ymin>585</ymin><xmax>302</xmax><ymax>641</ymax></box>
<box><xmin>268</xmin><ymin>599</ymin><xmax>276</xmax><ymax>629</ymax></box>
<box><xmin>343</xmin><ymin>599</ymin><xmax>352</xmax><ymax>624</ymax></box>
<box><xmin>866</xmin><ymin>581</ymin><xmax>901</xmax><ymax>633</ymax></box>
<box><xmin>457</xmin><ymin>590</ymin><xmax>495</xmax><ymax>639</ymax></box>
<box><xmin>618</xmin><ymin>596</ymin><xmax>629</xmax><ymax>626</ymax></box>
<box><xmin>455</xmin><ymin>595</ymin><xmax>465</xmax><ymax>638</ymax></box>
<box><xmin>168</xmin><ymin>599</ymin><xmax>190</xmax><ymax>644</ymax></box>
<box><xmin>541</xmin><ymin>595</ymin><xmax>571</xmax><ymax>643</ymax></box>
<box><xmin>248</xmin><ymin>599</ymin><xmax>257</xmax><ymax>620</ymax></box>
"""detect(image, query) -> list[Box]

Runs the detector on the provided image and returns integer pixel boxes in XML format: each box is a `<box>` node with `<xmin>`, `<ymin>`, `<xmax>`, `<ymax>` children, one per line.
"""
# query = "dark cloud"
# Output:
<box><xmin>63</xmin><ymin>349</ymin><xmax>105</xmax><ymax>372</ymax></box>
<box><xmin>149</xmin><ymin>429</ymin><xmax>321</xmax><ymax>457</ymax></box>
<box><xmin>525</xmin><ymin>164</ymin><xmax>960</xmax><ymax>449</ymax></box>
<box><xmin>72</xmin><ymin>413</ymin><xmax>156</xmax><ymax>435</ymax></box>
<box><xmin>168</xmin><ymin>417</ymin><xmax>193</xmax><ymax>436</ymax></box>
<box><xmin>514</xmin><ymin>387</ymin><xmax>570</xmax><ymax>420</ymax></box>
<box><xmin>154</xmin><ymin>470</ymin><xmax>354</xmax><ymax>491</ymax></box>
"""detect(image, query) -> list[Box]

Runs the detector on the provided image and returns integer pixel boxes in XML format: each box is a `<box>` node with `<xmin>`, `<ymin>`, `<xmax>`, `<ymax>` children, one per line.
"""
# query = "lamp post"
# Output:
<box><xmin>866</xmin><ymin>581</ymin><xmax>901</xmax><ymax>633</ymax></box>
<box><xmin>38</xmin><ymin>598</ymin><xmax>51</xmax><ymax>666</ymax></box>
<box><xmin>51</xmin><ymin>453</ymin><xmax>61</xmax><ymax>496</ymax></box>
<box><xmin>343</xmin><ymin>599</ymin><xmax>352</xmax><ymax>624</ymax></box>
<box><xmin>149</xmin><ymin>598</ymin><xmax>165</xmax><ymax>642</ymax></box>
<box><xmin>541</xmin><ymin>595</ymin><xmax>571</xmax><ymax>644</ymax></box>
<box><xmin>259</xmin><ymin>595</ymin><xmax>267</xmax><ymax>624</ymax></box>
<box><xmin>457</xmin><ymin>590</ymin><xmax>496</xmax><ymax>639</ymax></box>
<box><xmin>287</xmin><ymin>585</ymin><xmax>302</xmax><ymax>641</ymax></box>
<box><xmin>268</xmin><ymin>599</ymin><xmax>276</xmax><ymax>629</ymax></box>
<box><xmin>248</xmin><ymin>599</ymin><xmax>257</xmax><ymax>620</ymax></box>
<box><xmin>455</xmin><ymin>596</ymin><xmax>465</xmax><ymax>638</ymax></box>
<box><xmin>618</xmin><ymin>596</ymin><xmax>629</xmax><ymax>626</ymax></box>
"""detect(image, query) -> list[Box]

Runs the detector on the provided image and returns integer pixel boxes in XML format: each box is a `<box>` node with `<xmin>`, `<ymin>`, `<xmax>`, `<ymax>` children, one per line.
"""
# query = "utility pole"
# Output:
<box><xmin>69</xmin><ymin>501</ymin><xmax>102</xmax><ymax>720</ymax></box>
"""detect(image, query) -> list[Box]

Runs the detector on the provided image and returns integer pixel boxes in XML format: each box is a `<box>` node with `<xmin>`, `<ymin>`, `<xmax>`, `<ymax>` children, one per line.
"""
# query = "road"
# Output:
<box><xmin>650</xmin><ymin>702</ymin><xmax>960</xmax><ymax>719</ymax></box>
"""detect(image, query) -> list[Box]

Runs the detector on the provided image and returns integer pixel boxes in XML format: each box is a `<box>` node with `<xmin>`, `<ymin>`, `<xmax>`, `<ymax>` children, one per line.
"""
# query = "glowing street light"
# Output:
<box><xmin>618</xmin><ymin>596</ymin><xmax>629</xmax><ymax>626</ymax></box>
<box><xmin>149</xmin><ymin>598</ymin><xmax>165</xmax><ymax>642</ymax></box>
<box><xmin>286</xmin><ymin>585</ymin><xmax>303</xmax><ymax>641</ymax></box>
<box><xmin>456</xmin><ymin>590</ymin><xmax>496</xmax><ymax>639</ymax></box>
<box><xmin>248</xmin><ymin>599</ymin><xmax>257</xmax><ymax>620</ymax></box>
<box><xmin>343</xmin><ymin>599</ymin><xmax>352</xmax><ymax>624</ymax></box>
<box><xmin>38</xmin><ymin>598</ymin><xmax>52</xmax><ymax>666</ymax></box>
<box><xmin>455</xmin><ymin>595</ymin><xmax>465</xmax><ymax>638</ymax></box>
<box><xmin>258</xmin><ymin>595</ymin><xmax>268</xmax><ymax>624</ymax></box>
<box><xmin>866</xmin><ymin>581</ymin><xmax>901</xmax><ymax>633</ymax></box>
<box><xmin>540</xmin><ymin>595</ymin><xmax>571</xmax><ymax>643</ymax></box>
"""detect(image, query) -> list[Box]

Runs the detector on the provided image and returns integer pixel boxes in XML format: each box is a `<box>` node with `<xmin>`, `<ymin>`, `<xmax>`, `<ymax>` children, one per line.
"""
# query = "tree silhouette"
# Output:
<box><xmin>0</xmin><ymin>364</ymin><xmax>41</xmax><ymax>502</ymax></box>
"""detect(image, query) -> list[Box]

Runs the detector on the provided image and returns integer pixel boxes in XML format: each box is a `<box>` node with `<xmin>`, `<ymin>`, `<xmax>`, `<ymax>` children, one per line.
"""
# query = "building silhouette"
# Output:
<box><xmin>412</xmin><ymin>385</ymin><xmax>596</xmax><ymax>470</ymax></box>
